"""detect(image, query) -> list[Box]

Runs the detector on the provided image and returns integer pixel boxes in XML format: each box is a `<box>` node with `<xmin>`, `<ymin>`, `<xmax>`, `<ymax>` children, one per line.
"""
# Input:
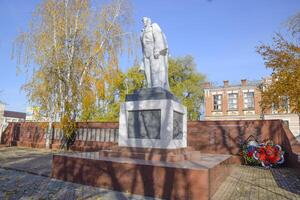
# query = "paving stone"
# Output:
<box><xmin>212</xmin><ymin>165</ymin><xmax>300</xmax><ymax>200</ymax></box>
<box><xmin>0</xmin><ymin>167</ymin><xmax>160</xmax><ymax>200</ymax></box>
<box><xmin>1</xmin><ymin>147</ymin><xmax>300</xmax><ymax>200</ymax></box>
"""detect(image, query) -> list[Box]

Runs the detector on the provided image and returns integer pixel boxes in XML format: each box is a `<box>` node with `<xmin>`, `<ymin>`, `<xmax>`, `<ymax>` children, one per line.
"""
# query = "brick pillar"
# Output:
<box><xmin>9</xmin><ymin>123</ymin><xmax>15</xmax><ymax>146</ymax></box>
<box><xmin>238</xmin><ymin>91</ymin><xmax>244</xmax><ymax>115</ymax></box>
<box><xmin>222</xmin><ymin>92</ymin><xmax>228</xmax><ymax>115</ymax></box>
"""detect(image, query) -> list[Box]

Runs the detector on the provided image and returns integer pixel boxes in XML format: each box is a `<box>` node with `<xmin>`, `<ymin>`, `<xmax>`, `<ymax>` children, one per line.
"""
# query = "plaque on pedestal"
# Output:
<box><xmin>118</xmin><ymin>87</ymin><xmax>187</xmax><ymax>149</ymax></box>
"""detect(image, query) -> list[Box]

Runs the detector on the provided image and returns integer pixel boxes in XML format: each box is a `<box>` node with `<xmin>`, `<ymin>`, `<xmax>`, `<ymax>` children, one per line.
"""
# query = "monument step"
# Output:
<box><xmin>51</xmin><ymin>151</ymin><xmax>234</xmax><ymax>200</ymax></box>
<box><xmin>98</xmin><ymin>147</ymin><xmax>192</xmax><ymax>162</ymax></box>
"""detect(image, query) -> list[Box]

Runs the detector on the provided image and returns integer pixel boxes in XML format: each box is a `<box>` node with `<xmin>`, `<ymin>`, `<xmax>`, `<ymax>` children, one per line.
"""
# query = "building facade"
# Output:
<box><xmin>203</xmin><ymin>79</ymin><xmax>300</xmax><ymax>140</ymax></box>
<box><xmin>25</xmin><ymin>106</ymin><xmax>49</xmax><ymax>122</ymax></box>
<box><xmin>0</xmin><ymin>102</ymin><xmax>5</xmax><ymax>133</ymax></box>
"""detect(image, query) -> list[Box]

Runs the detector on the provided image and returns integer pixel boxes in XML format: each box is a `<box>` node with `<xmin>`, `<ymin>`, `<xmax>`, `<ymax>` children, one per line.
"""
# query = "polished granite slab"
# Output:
<box><xmin>125</xmin><ymin>87</ymin><xmax>179</xmax><ymax>102</ymax></box>
<box><xmin>53</xmin><ymin>151</ymin><xmax>231</xmax><ymax>170</ymax></box>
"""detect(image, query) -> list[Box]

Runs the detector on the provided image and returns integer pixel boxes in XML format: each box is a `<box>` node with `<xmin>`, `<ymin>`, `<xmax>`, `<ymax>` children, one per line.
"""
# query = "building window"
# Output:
<box><xmin>271</xmin><ymin>103</ymin><xmax>279</xmax><ymax>114</ymax></box>
<box><xmin>228</xmin><ymin>93</ymin><xmax>238</xmax><ymax>110</ymax></box>
<box><xmin>243</xmin><ymin>92</ymin><xmax>254</xmax><ymax>110</ymax></box>
<box><xmin>213</xmin><ymin>94</ymin><xmax>222</xmax><ymax>111</ymax></box>
<box><xmin>282</xmin><ymin>96</ymin><xmax>289</xmax><ymax>113</ymax></box>
<box><xmin>272</xmin><ymin>96</ymin><xmax>290</xmax><ymax>114</ymax></box>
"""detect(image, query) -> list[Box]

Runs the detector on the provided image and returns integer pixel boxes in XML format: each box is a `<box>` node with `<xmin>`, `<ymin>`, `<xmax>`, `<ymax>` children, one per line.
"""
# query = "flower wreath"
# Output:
<box><xmin>253</xmin><ymin>140</ymin><xmax>285</xmax><ymax>168</ymax></box>
<box><xmin>242</xmin><ymin>136</ymin><xmax>284</xmax><ymax>168</ymax></box>
<box><xmin>242</xmin><ymin>135</ymin><xmax>260</xmax><ymax>165</ymax></box>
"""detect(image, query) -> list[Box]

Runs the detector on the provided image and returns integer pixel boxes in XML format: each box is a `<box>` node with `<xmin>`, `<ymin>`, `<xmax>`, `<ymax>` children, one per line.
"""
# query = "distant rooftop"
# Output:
<box><xmin>4</xmin><ymin>111</ymin><xmax>26</xmax><ymax>119</ymax></box>
<box><xmin>203</xmin><ymin>79</ymin><xmax>262</xmax><ymax>89</ymax></box>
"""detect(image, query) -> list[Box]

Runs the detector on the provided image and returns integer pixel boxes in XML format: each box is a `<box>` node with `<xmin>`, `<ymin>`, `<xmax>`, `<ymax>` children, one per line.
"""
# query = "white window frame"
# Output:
<box><xmin>213</xmin><ymin>94</ymin><xmax>222</xmax><ymax>111</ymax></box>
<box><xmin>243</xmin><ymin>92</ymin><xmax>255</xmax><ymax>110</ymax></box>
<box><xmin>228</xmin><ymin>93</ymin><xmax>238</xmax><ymax>110</ymax></box>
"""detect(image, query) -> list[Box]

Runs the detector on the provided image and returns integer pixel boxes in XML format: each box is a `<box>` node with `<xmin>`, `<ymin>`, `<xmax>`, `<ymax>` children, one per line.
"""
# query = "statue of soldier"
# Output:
<box><xmin>140</xmin><ymin>17</ymin><xmax>170</xmax><ymax>90</ymax></box>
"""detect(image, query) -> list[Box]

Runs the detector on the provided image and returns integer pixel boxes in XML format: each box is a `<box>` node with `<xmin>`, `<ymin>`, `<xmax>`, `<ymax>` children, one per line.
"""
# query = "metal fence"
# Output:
<box><xmin>53</xmin><ymin>127</ymin><xmax>119</xmax><ymax>142</ymax></box>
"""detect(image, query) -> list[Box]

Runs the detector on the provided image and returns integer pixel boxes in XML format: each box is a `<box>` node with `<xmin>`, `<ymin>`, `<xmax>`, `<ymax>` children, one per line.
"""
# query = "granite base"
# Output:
<box><xmin>98</xmin><ymin>146</ymin><xmax>191</xmax><ymax>162</ymax></box>
<box><xmin>119</xmin><ymin>99</ymin><xmax>187</xmax><ymax>149</ymax></box>
<box><xmin>51</xmin><ymin>151</ymin><xmax>233</xmax><ymax>200</ymax></box>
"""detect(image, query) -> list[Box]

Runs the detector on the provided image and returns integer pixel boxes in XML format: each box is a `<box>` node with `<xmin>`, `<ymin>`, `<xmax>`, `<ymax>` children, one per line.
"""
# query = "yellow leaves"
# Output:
<box><xmin>96</xmin><ymin>79</ymin><xmax>105</xmax><ymax>99</ymax></box>
<box><xmin>60</xmin><ymin>113</ymin><xmax>77</xmax><ymax>140</ymax></box>
<box><xmin>15</xmin><ymin>0</ymin><xmax>135</xmax><ymax>125</ymax></box>
<box><xmin>81</xmin><ymin>89</ymin><xmax>96</xmax><ymax>121</ymax></box>
<box><xmin>258</xmin><ymin>18</ymin><xmax>300</xmax><ymax>114</ymax></box>
<box><xmin>83</xmin><ymin>91</ymin><xmax>95</xmax><ymax>108</ymax></box>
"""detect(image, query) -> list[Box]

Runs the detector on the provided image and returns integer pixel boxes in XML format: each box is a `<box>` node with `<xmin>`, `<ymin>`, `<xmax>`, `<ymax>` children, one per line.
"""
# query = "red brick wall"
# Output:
<box><xmin>187</xmin><ymin>120</ymin><xmax>299</xmax><ymax>153</ymax></box>
<box><xmin>1</xmin><ymin>122</ymin><xmax>119</xmax><ymax>151</ymax></box>
<box><xmin>187</xmin><ymin>120</ymin><xmax>300</xmax><ymax>167</ymax></box>
<box><xmin>18</xmin><ymin>123</ymin><xmax>47</xmax><ymax>148</ymax></box>
<box><xmin>1</xmin><ymin>120</ymin><xmax>300</xmax><ymax>167</ymax></box>
<box><xmin>1</xmin><ymin>122</ymin><xmax>48</xmax><ymax>148</ymax></box>
<box><xmin>1</xmin><ymin>123</ymin><xmax>14</xmax><ymax>145</ymax></box>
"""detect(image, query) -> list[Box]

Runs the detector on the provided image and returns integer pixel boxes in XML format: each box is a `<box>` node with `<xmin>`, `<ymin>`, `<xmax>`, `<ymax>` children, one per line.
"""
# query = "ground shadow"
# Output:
<box><xmin>271</xmin><ymin>168</ymin><xmax>300</xmax><ymax>195</ymax></box>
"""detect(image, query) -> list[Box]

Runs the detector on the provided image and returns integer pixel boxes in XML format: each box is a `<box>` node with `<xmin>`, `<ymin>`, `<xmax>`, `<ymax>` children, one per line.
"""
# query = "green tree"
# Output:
<box><xmin>92</xmin><ymin>66</ymin><xmax>142</xmax><ymax>121</ymax></box>
<box><xmin>125</xmin><ymin>66</ymin><xmax>144</xmax><ymax>94</ymax></box>
<box><xmin>121</xmin><ymin>56</ymin><xmax>206</xmax><ymax>121</ymax></box>
<box><xmin>94</xmin><ymin>68</ymin><xmax>127</xmax><ymax>121</ymax></box>
<box><xmin>13</xmin><ymin>0</ymin><xmax>134</xmax><ymax>148</ymax></box>
<box><xmin>86</xmin><ymin>55</ymin><xmax>206</xmax><ymax>122</ymax></box>
<box><xmin>168</xmin><ymin>55</ymin><xmax>206</xmax><ymax>120</ymax></box>
<box><xmin>257</xmin><ymin>12</ymin><xmax>300</xmax><ymax>130</ymax></box>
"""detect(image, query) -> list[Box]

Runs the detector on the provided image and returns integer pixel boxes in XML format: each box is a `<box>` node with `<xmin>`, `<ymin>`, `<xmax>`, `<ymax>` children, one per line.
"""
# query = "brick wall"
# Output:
<box><xmin>187</xmin><ymin>120</ymin><xmax>300</xmax><ymax>168</ymax></box>
<box><xmin>1</xmin><ymin>122</ymin><xmax>13</xmax><ymax>145</ymax></box>
<box><xmin>187</xmin><ymin>120</ymin><xmax>300</xmax><ymax>154</ymax></box>
<box><xmin>1</xmin><ymin>120</ymin><xmax>300</xmax><ymax>167</ymax></box>
<box><xmin>0</xmin><ymin>122</ymin><xmax>119</xmax><ymax>151</ymax></box>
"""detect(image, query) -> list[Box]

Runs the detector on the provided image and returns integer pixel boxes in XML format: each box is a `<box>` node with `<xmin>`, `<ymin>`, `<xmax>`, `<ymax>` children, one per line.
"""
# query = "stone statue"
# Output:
<box><xmin>140</xmin><ymin>17</ymin><xmax>170</xmax><ymax>90</ymax></box>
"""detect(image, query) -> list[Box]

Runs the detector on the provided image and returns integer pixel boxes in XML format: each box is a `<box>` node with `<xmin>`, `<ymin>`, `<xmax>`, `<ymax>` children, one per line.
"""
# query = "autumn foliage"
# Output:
<box><xmin>14</xmin><ymin>0</ymin><xmax>207</xmax><ymax>148</ymax></box>
<box><xmin>14</xmin><ymin>0</ymin><xmax>134</xmax><ymax>148</ymax></box>
<box><xmin>257</xmin><ymin>12</ymin><xmax>300</xmax><ymax>126</ymax></box>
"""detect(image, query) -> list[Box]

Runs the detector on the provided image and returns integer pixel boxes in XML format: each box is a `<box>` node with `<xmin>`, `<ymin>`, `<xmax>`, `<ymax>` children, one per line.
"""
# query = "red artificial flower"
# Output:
<box><xmin>254</xmin><ymin>143</ymin><xmax>284</xmax><ymax>167</ymax></box>
<box><xmin>247</xmin><ymin>151</ymin><xmax>253</xmax><ymax>157</ymax></box>
<box><xmin>256</xmin><ymin>146</ymin><xmax>267</xmax><ymax>161</ymax></box>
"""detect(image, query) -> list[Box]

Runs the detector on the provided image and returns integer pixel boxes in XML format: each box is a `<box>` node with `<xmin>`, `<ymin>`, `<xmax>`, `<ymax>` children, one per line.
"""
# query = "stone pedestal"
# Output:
<box><xmin>118</xmin><ymin>87</ymin><xmax>187</xmax><ymax>149</ymax></box>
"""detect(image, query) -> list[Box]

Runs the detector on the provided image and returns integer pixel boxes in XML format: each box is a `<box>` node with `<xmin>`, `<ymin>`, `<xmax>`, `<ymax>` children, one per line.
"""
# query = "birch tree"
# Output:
<box><xmin>13</xmin><ymin>0</ymin><xmax>134</xmax><ymax>148</ymax></box>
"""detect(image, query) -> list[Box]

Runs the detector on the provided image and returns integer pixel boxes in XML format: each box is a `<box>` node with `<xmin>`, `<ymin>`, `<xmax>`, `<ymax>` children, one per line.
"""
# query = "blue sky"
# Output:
<box><xmin>0</xmin><ymin>0</ymin><xmax>299</xmax><ymax>112</ymax></box>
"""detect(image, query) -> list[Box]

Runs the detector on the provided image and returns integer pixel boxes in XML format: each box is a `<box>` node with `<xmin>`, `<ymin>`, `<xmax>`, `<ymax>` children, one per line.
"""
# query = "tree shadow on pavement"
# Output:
<box><xmin>0</xmin><ymin>152</ymin><xmax>53</xmax><ymax>177</ymax></box>
<box><xmin>271</xmin><ymin>168</ymin><xmax>300</xmax><ymax>195</ymax></box>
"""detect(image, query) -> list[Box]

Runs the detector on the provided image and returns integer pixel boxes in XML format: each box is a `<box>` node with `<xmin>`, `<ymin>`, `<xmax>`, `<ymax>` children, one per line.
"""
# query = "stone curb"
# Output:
<box><xmin>0</xmin><ymin>165</ymin><xmax>50</xmax><ymax>178</ymax></box>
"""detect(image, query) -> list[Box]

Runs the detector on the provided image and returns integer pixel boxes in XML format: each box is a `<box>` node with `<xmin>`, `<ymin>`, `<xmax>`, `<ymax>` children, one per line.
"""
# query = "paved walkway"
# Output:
<box><xmin>0</xmin><ymin>147</ymin><xmax>159</xmax><ymax>200</ymax></box>
<box><xmin>212</xmin><ymin>165</ymin><xmax>300</xmax><ymax>200</ymax></box>
<box><xmin>0</xmin><ymin>147</ymin><xmax>57</xmax><ymax>176</ymax></box>
<box><xmin>0</xmin><ymin>168</ymin><xmax>160</xmax><ymax>200</ymax></box>
<box><xmin>1</xmin><ymin>147</ymin><xmax>300</xmax><ymax>200</ymax></box>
